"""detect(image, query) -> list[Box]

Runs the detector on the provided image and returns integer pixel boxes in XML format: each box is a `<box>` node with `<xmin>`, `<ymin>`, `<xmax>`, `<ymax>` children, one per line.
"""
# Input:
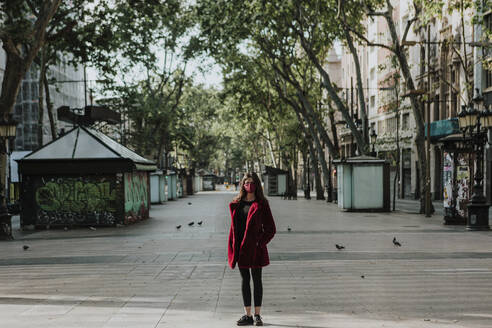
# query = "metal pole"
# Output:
<box><xmin>425</xmin><ymin>24</ymin><xmax>432</xmax><ymax>217</ymax></box>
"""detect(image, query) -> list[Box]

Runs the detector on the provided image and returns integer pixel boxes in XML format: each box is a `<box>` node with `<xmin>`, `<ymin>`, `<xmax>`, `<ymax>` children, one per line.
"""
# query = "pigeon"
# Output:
<box><xmin>335</xmin><ymin>244</ymin><xmax>345</xmax><ymax>250</ymax></box>
<box><xmin>287</xmin><ymin>226</ymin><xmax>291</xmax><ymax>232</ymax></box>
<box><xmin>23</xmin><ymin>245</ymin><xmax>29</xmax><ymax>251</ymax></box>
<box><xmin>361</xmin><ymin>275</ymin><xmax>365</xmax><ymax>279</ymax></box>
<box><xmin>89</xmin><ymin>226</ymin><xmax>96</xmax><ymax>231</ymax></box>
<box><xmin>176</xmin><ymin>225</ymin><xmax>182</xmax><ymax>229</ymax></box>
<box><xmin>63</xmin><ymin>227</ymin><xmax>68</xmax><ymax>231</ymax></box>
<box><xmin>188</xmin><ymin>202</ymin><xmax>192</xmax><ymax>205</ymax></box>
<box><xmin>188</xmin><ymin>221</ymin><xmax>194</xmax><ymax>226</ymax></box>
<box><xmin>198</xmin><ymin>221</ymin><xmax>203</xmax><ymax>226</ymax></box>
<box><xmin>393</xmin><ymin>237</ymin><xmax>402</xmax><ymax>247</ymax></box>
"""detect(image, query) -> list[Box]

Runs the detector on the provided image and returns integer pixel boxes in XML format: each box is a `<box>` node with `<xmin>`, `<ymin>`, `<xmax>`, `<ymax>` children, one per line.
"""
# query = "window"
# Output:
<box><xmin>31</xmin><ymin>81</ymin><xmax>38</xmax><ymax>99</ymax></box>
<box><xmin>444</xmin><ymin>92</ymin><xmax>449</xmax><ymax>118</ymax></box>
<box><xmin>370</xmin><ymin>95</ymin><xmax>376</xmax><ymax>108</ymax></box>
<box><xmin>22</xmin><ymin>103</ymin><xmax>30</xmax><ymax>122</ymax></box>
<box><xmin>370</xmin><ymin>67</ymin><xmax>375</xmax><ymax>81</ymax></box>
<box><xmin>402</xmin><ymin>113</ymin><xmax>410</xmax><ymax>130</ymax></box>
<box><xmin>387</xmin><ymin>117</ymin><xmax>397</xmax><ymax>133</ymax></box>
<box><xmin>22</xmin><ymin>81</ymin><xmax>29</xmax><ymax>100</ymax></box>
<box><xmin>377</xmin><ymin>120</ymin><xmax>384</xmax><ymax>135</ymax></box>
<box><xmin>434</xmin><ymin>96</ymin><xmax>440</xmax><ymax>122</ymax></box>
<box><xmin>451</xmin><ymin>92</ymin><xmax>458</xmax><ymax>117</ymax></box>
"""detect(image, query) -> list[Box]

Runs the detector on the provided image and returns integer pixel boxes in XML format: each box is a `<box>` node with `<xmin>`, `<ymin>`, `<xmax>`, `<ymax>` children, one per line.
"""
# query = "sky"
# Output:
<box><xmin>185</xmin><ymin>56</ymin><xmax>223</xmax><ymax>89</ymax></box>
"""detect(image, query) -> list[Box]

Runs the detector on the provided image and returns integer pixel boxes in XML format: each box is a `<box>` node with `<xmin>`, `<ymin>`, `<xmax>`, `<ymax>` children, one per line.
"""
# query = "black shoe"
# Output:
<box><xmin>237</xmin><ymin>315</ymin><xmax>254</xmax><ymax>326</ymax></box>
<box><xmin>254</xmin><ymin>314</ymin><xmax>263</xmax><ymax>326</ymax></box>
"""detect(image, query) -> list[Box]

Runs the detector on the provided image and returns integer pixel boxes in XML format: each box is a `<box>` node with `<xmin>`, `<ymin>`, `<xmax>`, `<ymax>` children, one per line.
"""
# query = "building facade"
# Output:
<box><xmin>0</xmin><ymin>51</ymin><xmax>86</xmax><ymax>151</ymax></box>
<box><xmin>335</xmin><ymin>0</ymin><xmax>489</xmax><ymax>203</ymax></box>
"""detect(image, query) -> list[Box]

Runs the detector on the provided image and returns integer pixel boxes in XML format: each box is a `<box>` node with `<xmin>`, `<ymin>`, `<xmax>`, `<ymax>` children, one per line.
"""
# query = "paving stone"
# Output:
<box><xmin>0</xmin><ymin>191</ymin><xmax>491</xmax><ymax>327</ymax></box>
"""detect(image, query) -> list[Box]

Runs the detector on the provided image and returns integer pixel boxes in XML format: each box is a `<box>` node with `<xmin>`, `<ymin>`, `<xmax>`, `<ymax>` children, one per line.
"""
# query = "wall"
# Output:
<box><xmin>21</xmin><ymin>174</ymin><xmax>123</xmax><ymax>227</ymax></box>
<box><xmin>124</xmin><ymin>171</ymin><xmax>150</xmax><ymax>223</ymax></box>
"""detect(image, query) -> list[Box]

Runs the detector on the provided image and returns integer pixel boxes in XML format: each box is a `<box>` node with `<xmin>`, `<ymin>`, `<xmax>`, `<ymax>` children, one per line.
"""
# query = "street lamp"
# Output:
<box><xmin>370</xmin><ymin>128</ymin><xmax>377</xmax><ymax>156</ymax></box>
<box><xmin>457</xmin><ymin>104</ymin><xmax>490</xmax><ymax>230</ymax></box>
<box><xmin>0</xmin><ymin>115</ymin><xmax>18</xmax><ymax>240</ymax></box>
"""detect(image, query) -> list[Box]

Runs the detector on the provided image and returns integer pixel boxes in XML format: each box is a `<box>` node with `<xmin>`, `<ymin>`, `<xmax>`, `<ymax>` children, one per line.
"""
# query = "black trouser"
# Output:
<box><xmin>239</xmin><ymin>267</ymin><xmax>262</xmax><ymax>307</ymax></box>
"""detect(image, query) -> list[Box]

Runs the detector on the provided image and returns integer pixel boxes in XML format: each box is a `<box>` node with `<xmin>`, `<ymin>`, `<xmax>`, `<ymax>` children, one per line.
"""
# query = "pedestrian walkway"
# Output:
<box><xmin>0</xmin><ymin>189</ymin><xmax>491</xmax><ymax>327</ymax></box>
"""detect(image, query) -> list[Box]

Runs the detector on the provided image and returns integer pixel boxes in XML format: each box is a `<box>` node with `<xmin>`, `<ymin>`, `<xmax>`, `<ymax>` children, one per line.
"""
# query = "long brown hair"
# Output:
<box><xmin>233</xmin><ymin>172</ymin><xmax>267</xmax><ymax>203</ymax></box>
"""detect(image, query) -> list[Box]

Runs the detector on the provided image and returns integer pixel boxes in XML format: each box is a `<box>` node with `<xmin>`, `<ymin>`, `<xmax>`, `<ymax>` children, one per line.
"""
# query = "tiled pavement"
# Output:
<box><xmin>0</xmin><ymin>190</ymin><xmax>491</xmax><ymax>327</ymax></box>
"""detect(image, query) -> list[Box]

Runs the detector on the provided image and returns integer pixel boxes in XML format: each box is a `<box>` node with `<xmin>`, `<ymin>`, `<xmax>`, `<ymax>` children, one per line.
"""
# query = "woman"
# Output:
<box><xmin>228</xmin><ymin>172</ymin><xmax>276</xmax><ymax>326</ymax></box>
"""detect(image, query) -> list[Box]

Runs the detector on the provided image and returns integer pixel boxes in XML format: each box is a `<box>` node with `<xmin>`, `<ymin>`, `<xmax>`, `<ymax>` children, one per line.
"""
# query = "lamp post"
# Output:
<box><xmin>457</xmin><ymin>104</ymin><xmax>491</xmax><ymax>230</ymax></box>
<box><xmin>0</xmin><ymin>116</ymin><xmax>18</xmax><ymax>240</ymax></box>
<box><xmin>370</xmin><ymin>128</ymin><xmax>377</xmax><ymax>156</ymax></box>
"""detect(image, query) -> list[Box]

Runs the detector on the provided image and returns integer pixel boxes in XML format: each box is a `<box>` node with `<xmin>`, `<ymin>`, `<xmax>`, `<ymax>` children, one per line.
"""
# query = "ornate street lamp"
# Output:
<box><xmin>457</xmin><ymin>104</ymin><xmax>490</xmax><ymax>231</ymax></box>
<box><xmin>0</xmin><ymin>115</ymin><xmax>17</xmax><ymax>240</ymax></box>
<box><xmin>370</xmin><ymin>128</ymin><xmax>377</xmax><ymax>156</ymax></box>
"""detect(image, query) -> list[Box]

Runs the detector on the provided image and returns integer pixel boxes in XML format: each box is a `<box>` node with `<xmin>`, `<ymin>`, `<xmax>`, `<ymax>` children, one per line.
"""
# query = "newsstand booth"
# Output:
<box><xmin>333</xmin><ymin>156</ymin><xmax>390</xmax><ymax>212</ymax></box>
<box><xmin>262</xmin><ymin>166</ymin><xmax>287</xmax><ymax>196</ymax></box>
<box><xmin>150</xmin><ymin>170</ymin><xmax>167</xmax><ymax>204</ymax></box>
<box><xmin>17</xmin><ymin>126</ymin><xmax>156</xmax><ymax>228</ymax></box>
<box><xmin>439</xmin><ymin>134</ymin><xmax>473</xmax><ymax>225</ymax></box>
<box><xmin>166</xmin><ymin>170</ymin><xmax>178</xmax><ymax>200</ymax></box>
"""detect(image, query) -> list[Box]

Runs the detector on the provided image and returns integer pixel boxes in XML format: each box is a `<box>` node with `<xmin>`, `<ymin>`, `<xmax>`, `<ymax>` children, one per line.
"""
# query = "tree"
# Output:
<box><xmin>0</xmin><ymin>0</ymin><xmax>61</xmax><ymax>238</ymax></box>
<box><xmin>0</xmin><ymin>0</ymin><xmax>61</xmax><ymax>121</ymax></box>
<box><xmin>195</xmin><ymin>0</ymin><xmax>344</xmax><ymax>198</ymax></box>
<box><xmin>34</xmin><ymin>0</ymin><xmax>190</xmax><ymax>146</ymax></box>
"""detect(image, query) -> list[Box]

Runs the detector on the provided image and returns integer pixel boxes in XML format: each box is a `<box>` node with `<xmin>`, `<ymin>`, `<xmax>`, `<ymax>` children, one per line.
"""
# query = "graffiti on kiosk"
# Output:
<box><xmin>35</xmin><ymin>178</ymin><xmax>117</xmax><ymax>213</ymax></box>
<box><xmin>36</xmin><ymin>209</ymin><xmax>117</xmax><ymax>226</ymax></box>
<box><xmin>124</xmin><ymin>172</ymin><xmax>148</xmax><ymax>214</ymax></box>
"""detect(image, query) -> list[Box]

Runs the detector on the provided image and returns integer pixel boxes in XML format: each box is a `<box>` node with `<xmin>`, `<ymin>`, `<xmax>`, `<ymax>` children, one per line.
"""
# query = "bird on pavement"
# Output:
<box><xmin>198</xmin><ymin>221</ymin><xmax>203</xmax><ymax>226</ymax></box>
<box><xmin>287</xmin><ymin>226</ymin><xmax>291</xmax><ymax>232</ymax></box>
<box><xmin>176</xmin><ymin>225</ymin><xmax>182</xmax><ymax>229</ymax></box>
<box><xmin>393</xmin><ymin>237</ymin><xmax>402</xmax><ymax>247</ymax></box>
<box><xmin>188</xmin><ymin>202</ymin><xmax>192</xmax><ymax>205</ymax></box>
<box><xmin>23</xmin><ymin>245</ymin><xmax>29</xmax><ymax>251</ymax></box>
<box><xmin>335</xmin><ymin>244</ymin><xmax>345</xmax><ymax>250</ymax></box>
<box><xmin>188</xmin><ymin>221</ymin><xmax>194</xmax><ymax>226</ymax></box>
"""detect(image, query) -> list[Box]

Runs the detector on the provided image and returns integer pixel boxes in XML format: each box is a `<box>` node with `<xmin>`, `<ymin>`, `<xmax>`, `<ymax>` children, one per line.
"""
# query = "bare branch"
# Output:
<box><xmin>346</xmin><ymin>25</ymin><xmax>395</xmax><ymax>52</ymax></box>
<box><xmin>402</xmin><ymin>17</ymin><xmax>417</xmax><ymax>43</ymax></box>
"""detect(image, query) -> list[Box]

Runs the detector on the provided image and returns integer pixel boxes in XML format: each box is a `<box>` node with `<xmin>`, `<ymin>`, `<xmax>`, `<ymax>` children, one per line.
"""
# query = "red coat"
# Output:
<box><xmin>228</xmin><ymin>199</ymin><xmax>276</xmax><ymax>269</ymax></box>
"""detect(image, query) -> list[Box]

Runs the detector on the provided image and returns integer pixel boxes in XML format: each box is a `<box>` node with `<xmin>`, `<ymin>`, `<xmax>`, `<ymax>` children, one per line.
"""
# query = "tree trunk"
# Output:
<box><xmin>296</xmin><ymin>32</ymin><xmax>369</xmax><ymax>154</ymax></box>
<box><xmin>328</xmin><ymin>110</ymin><xmax>339</xmax><ymax>156</ymax></box>
<box><xmin>308</xmin><ymin>141</ymin><xmax>325</xmax><ymax>200</ymax></box>
<box><xmin>260</xmin><ymin>47</ymin><xmax>339</xmax><ymax>158</ymax></box>
<box><xmin>44</xmin><ymin>71</ymin><xmax>57</xmax><ymax>139</ymax></box>
<box><xmin>0</xmin><ymin>49</ymin><xmax>25</xmax><ymax>121</ymax></box>
<box><xmin>297</xmin><ymin>90</ymin><xmax>339</xmax><ymax>156</ymax></box>
<box><xmin>292</xmin><ymin>147</ymin><xmax>298</xmax><ymax>199</ymax></box>
<box><xmin>302</xmin><ymin>148</ymin><xmax>310</xmax><ymax>198</ymax></box>
<box><xmin>156</xmin><ymin>134</ymin><xmax>165</xmax><ymax>169</ymax></box>
<box><xmin>295</xmin><ymin>101</ymin><xmax>330</xmax><ymax>198</ymax></box>
<box><xmin>383</xmin><ymin>7</ymin><xmax>430</xmax><ymax>213</ymax></box>
<box><xmin>0</xmin><ymin>0</ymin><xmax>62</xmax><ymax>118</ymax></box>
<box><xmin>344</xmin><ymin>28</ymin><xmax>369</xmax><ymax>145</ymax></box>
<box><xmin>266</xmin><ymin>130</ymin><xmax>277</xmax><ymax>167</ymax></box>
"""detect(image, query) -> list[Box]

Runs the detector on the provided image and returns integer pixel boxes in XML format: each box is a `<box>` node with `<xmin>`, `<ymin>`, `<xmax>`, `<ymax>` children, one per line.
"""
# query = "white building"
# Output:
<box><xmin>337</xmin><ymin>0</ymin><xmax>488</xmax><ymax>201</ymax></box>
